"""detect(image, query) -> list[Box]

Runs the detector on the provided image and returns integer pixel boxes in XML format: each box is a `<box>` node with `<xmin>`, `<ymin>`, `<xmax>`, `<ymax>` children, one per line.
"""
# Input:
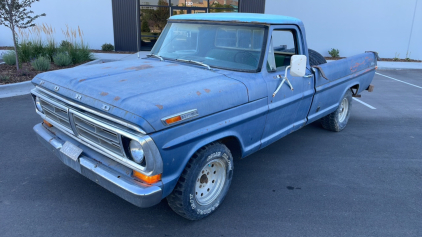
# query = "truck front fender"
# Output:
<box><xmin>150</xmin><ymin>98</ymin><xmax>268</xmax><ymax>198</ymax></box>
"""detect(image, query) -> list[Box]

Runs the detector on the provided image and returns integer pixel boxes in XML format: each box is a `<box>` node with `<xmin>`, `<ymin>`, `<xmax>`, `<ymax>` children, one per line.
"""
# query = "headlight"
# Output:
<box><xmin>35</xmin><ymin>97</ymin><xmax>43</xmax><ymax>112</ymax></box>
<box><xmin>129</xmin><ymin>140</ymin><xmax>145</xmax><ymax>164</ymax></box>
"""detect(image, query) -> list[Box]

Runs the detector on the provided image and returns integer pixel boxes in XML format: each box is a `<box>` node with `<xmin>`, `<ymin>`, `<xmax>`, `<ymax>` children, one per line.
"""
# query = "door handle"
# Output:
<box><xmin>304</xmin><ymin>74</ymin><xmax>313</xmax><ymax>78</ymax></box>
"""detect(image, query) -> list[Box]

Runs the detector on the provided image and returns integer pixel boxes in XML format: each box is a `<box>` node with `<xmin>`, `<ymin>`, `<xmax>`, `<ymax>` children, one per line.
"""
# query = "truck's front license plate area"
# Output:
<box><xmin>60</xmin><ymin>141</ymin><xmax>83</xmax><ymax>162</ymax></box>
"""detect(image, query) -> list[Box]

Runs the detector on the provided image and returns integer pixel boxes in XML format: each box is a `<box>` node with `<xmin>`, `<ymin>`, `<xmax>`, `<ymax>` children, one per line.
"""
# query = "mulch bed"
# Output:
<box><xmin>0</xmin><ymin>62</ymin><xmax>82</xmax><ymax>85</ymax></box>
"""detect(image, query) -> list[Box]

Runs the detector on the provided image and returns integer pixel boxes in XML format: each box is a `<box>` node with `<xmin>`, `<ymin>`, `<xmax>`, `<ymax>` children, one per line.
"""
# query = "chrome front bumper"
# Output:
<box><xmin>34</xmin><ymin>123</ymin><xmax>163</xmax><ymax>208</ymax></box>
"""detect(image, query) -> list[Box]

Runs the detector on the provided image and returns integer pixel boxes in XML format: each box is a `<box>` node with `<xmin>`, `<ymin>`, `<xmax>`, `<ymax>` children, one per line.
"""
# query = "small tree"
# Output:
<box><xmin>0</xmin><ymin>0</ymin><xmax>45</xmax><ymax>70</ymax></box>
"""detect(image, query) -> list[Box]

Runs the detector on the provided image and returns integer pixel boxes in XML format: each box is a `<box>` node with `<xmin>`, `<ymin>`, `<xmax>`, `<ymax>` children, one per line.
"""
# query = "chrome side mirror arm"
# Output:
<box><xmin>272</xmin><ymin>66</ymin><xmax>294</xmax><ymax>97</ymax></box>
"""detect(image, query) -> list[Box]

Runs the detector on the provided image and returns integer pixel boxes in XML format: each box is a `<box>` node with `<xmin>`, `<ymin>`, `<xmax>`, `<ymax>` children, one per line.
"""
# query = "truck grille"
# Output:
<box><xmin>38</xmin><ymin>98</ymin><xmax>72</xmax><ymax>130</ymax></box>
<box><xmin>73</xmin><ymin>115</ymin><xmax>124</xmax><ymax>156</ymax></box>
<box><xmin>35</xmin><ymin>94</ymin><xmax>126</xmax><ymax>157</ymax></box>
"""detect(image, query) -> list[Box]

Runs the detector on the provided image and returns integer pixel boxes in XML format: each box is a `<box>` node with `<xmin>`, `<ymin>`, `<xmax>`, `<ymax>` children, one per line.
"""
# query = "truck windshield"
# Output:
<box><xmin>151</xmin><ymin>23</ymin><xmax>266</xmax><ymax>71</ymax></box>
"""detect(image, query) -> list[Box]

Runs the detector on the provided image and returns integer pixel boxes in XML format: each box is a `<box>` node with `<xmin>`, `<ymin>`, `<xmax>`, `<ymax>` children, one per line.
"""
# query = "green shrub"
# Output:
<box><xmin>60</xmin><ymin>40</ymin><xmax>72</xmax><ymax>49</ymax></box>
<box><xmin>53</xmin><ymin>52</ymin><xmax>72</xmax><ymax>66</ymax></box>
<box><xmin>328</xmin><ymin>48</ymin><xmax>340</xmax><ymax>58</ymax></box>
<box><xmin>31</xmin><ymin>39</ymin><xmax>46</xmax><ymax>58</ymax></box>
<box><xmin>101</xmin><ymin>43</ymin><xmax>114</xmax><ymax>51</ymax></box>
<box><xmin>0</xmin><ymin>75</ymin><xmax>10</xmax><ymax>82</ymax></box>
<box><xmin>31</xmin><ymin>56</ymin><xmax>51</xmax><ymax>71</ymax></box>
<box><xmin>18</xmin><ymin>41</ymin><xmax>33</xmax><ymax>63</ymax></box>
<box><xmin>45</xmin><ymin>40</ymin><xmax>57</xmax><ymax>61</ymax></box>
<box><xmin>67</xmin><ymin>44</ymin><xmax>94</xmax><ymax>64</ymax></box>
<box><xmin>2</xmin><ymin>51</ymin><xmax>17</xmax><ymax>65</ymax></box>
<box><xmin>328</xmin><ymin>49</ymin><xmax>340</xmax><ymax>58</ymax></box>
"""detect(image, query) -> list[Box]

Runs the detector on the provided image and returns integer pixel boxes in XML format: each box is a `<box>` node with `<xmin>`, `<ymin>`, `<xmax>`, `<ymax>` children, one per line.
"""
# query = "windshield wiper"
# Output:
<box><xmin>176</xmin><ymin>59</ymin><xmax>211</xmax><ymax>70</ymax></box>
<box><xmin>147</xmin><ymin>54</ymin><xmax>164</xmax><ymax>61</ymax></box>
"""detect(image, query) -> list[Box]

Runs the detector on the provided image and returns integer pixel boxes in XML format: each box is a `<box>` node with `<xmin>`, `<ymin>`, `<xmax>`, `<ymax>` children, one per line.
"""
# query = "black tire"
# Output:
<box><xmin>167</xmin><ymin>142</ymin><xmax>234</xmax><ymax>220</ymax></box>
<box><xmin>308</xmin><ymin>49</ymin><xmax>327</xmax><ymax>66</ymax></box>
<box><xmin>320</xmin><ymin>89</ymin><xmax>353</xmax><ymax>132</ymax></box>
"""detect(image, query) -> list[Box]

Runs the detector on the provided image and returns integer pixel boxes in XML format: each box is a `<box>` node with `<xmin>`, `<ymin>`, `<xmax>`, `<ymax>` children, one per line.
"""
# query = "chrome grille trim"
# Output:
<box><xmin>31</xmin><ymin>87</ymin><xmax>163</xmax><ymax>176</ymax></box>
<box><xmin>39</xmin><ymin>99</ymin><xmax>72</xmax><ymax>130</ymax></box>
<box><xmin>36</xmin><ymin>86</ymin><xmax>146</xmax><ymax>134</ymax></box>
<box><xmin>73</xmin><ymin>114</ymin><xmax>124</xmax><ymax>156</ymax></box>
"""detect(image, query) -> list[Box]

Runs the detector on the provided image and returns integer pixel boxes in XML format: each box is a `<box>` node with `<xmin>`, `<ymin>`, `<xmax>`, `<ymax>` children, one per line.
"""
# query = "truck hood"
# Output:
<box><xmin>32</xmin><ymin>59</ymin><xmax>248</xmax><ymax>133</ymax></box>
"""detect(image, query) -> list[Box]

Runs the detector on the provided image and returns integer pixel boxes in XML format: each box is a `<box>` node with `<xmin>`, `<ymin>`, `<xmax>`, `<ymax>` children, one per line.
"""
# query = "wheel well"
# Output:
<box><xmin>350</xmin><ymin>84</ymin><xmax>359</xmax><ymax>95</ymax></box>
<box><xmin>219</xmin><ymin>136</ymin><xmax>242</xmax><ymax>160</ymax></box>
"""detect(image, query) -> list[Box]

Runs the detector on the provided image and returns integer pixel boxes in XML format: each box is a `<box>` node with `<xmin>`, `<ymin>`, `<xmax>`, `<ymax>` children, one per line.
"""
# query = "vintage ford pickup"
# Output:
<box><xmin>31</xmin><ymin>13</ymin><xmax>376</xmax><ymax>220</ymax></box>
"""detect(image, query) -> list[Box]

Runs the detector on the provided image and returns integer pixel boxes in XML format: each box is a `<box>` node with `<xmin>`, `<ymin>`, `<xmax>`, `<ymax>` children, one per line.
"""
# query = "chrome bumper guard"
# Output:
<box><xmin>34</xmin><ymin>123</ymin><xmax>163</xmax><ymax>208</ymax></box>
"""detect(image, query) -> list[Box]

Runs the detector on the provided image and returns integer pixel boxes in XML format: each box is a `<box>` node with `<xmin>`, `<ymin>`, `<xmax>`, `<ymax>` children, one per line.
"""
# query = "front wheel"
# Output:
<box><xmin>320</xmin><ymin>89</ymin><xmax>353</xmax><ymax>132</ymax></box>
<box><xmin>167</xmin><ymin>142</ymin><xmax>233</xmax><ymax>220</ymax></box>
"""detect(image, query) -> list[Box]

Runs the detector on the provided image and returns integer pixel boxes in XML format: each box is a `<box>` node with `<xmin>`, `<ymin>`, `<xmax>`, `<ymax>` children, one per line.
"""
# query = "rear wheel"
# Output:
<box><xmin>167</xmin><ymin>142</ymin><xmax>233</xmax><ymax>220</ymax></box>
<box><xmin>320</xmin><ymin>89</ymin><xmax>353</xmax><ymax>132</ymax></box>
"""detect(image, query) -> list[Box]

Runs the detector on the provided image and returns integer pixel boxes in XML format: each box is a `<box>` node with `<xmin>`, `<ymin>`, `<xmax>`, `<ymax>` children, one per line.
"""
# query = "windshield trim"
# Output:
<box><xmin>151</xmin><ymin>22</ymin><xmax>269</xmax><ymax>73</ymax></box>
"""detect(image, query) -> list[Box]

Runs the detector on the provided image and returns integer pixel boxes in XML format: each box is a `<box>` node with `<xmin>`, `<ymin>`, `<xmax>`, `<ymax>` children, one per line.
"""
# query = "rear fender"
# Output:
<box><xmin>306</xmin><ymin>53</ymin><xmax>376</xmax><ymax>124</ymax></box>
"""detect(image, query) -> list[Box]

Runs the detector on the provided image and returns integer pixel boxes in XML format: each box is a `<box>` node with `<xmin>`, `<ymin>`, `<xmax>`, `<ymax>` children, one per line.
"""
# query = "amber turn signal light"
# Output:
<box><xmin>133</xmin><ymin>170</ymin><xmax>161</xmax><ymax>184</ymax></box>
<box><xmin>165</xmin><ymin>115</ymin><xmax>182</xmax><ymax>125</ymax></box>
<box><xmin>43</xmin><ymin>119</ymin><xmax>53</xmax><ymax>127</ymax></box>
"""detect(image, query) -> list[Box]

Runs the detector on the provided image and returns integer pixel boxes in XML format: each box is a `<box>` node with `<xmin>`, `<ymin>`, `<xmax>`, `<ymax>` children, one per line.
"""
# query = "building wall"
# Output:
<box><xmin>265</xmin><ymin>0</ymin><xmax>422</xmax><ymax>60</ymax></box>
<box><xmin>0</xmin><ymin>0</ymin><xmax>114</xmax><ymax>50</ymax></box>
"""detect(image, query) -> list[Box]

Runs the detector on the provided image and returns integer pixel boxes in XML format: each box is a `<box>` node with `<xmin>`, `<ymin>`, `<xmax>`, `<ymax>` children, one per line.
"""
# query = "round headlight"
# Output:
<box><xmin>35</xmin><ymin>97</ymin><xmax>43</xmax><ymax>112</ymax></box>
<box><xmin>129</xmin><ymin>140</ymin><xmax>145</xmax><ymax>164</ymax></box>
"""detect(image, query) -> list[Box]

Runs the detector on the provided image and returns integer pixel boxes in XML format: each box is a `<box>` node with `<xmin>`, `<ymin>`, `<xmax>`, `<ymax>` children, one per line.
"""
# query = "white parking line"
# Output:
<box><xmin>376</xmin><ymin>72</ymin><xmax>422</xmax><ymax>89</ymax></box>
<box><xmin>353</xmin><ymin>98</ymin><xmax>376</xmax><ymax>109</ymax></box>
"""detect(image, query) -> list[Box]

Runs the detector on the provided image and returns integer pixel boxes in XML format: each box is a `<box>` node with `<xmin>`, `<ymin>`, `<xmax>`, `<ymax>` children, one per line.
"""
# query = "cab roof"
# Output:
<box><xmin>169</xmin><ymin>13</ymin><xmax>303</xmax><ymax>26</ymax></box>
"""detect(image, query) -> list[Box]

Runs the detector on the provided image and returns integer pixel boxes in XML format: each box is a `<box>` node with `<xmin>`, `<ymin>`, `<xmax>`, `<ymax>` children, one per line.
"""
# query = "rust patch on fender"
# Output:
<box><xmin>155</xmin><ymin>104</ymin><xmax>163</xmax><ymax>110</ymax></box>
<box><xmin>204</xmin><ymin>89</ymin><xmax>211</xmax><ymax>93</ymax></box>
<box><xmin>120</xmin><ymin>79</ymin><xmax>126</xmax><ymax>82</ymax></box>
<box><xmin>100</xmin><ymin>92</ymin><xmax>109</xmax><ymax>96</ymax></box>
<box><xmin>196</xmin><ymin>91</ymin><xmax>201</xmax><ymax>96</ymax></box>
<box><xmin>114</xmin><ymin>96</ymin><xmax>121</xmax><ymax>101</ymax></box>
<box><xmin>79</xmin><ymin>79</ymin><xmax>86</xmax><ymax>82</ymax></box>
<box><xmin>125</xmin><ymin>64</ymin><xmax>153</xmax><ymax>71</ymax></box>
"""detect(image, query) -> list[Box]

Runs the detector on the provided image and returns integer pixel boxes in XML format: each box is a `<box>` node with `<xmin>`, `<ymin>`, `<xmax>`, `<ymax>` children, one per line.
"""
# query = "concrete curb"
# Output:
<box><xmin>0</xmin><ymin>80</ymin><xmax>34</xmax><ymax>98</ymax></box>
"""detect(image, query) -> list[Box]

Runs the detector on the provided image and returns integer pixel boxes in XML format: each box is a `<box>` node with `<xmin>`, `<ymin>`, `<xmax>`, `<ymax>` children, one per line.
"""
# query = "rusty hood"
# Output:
<box><xmin>32</xmin><ymin>59</ymin><xmax>249</xmax><ymax>133</ymax></box>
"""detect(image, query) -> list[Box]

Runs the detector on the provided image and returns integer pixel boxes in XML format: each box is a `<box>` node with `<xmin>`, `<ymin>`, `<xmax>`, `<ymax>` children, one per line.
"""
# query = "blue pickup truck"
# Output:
<box><xmin>31</xmin><ymin>13</ymin><xmax>376</xmax><ymax>220</ymax></box>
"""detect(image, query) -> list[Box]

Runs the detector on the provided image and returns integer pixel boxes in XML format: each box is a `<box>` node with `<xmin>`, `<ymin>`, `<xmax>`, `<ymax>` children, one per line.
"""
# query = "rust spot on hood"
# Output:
<box><xmin>155</xmin><ymin>104</ymin><xmax>163</xmax><ymax>110</ymax></box>
<box><xmin>204</xmin><ymin>89</ymin><xmax>211</xmax><ymax>93</ymax></box>
<box><xmin>100</xmin><ymin>92</ymin><xmax>109</xmax><ymax>96</ymax></box>
<box><xmin>125</xmin><ymin>64</ymin><xmax>153</xmax><ymax>71</ymax></box>
<box><xmin>114</xmin><ymin>96</ymin><xmax>121</xmax><ymax>101</ymax></box>
<box><xmin>79</xmin><ymin>79</ymin><xmax>86</xmax><ymax>82</ymax></box>
<box><xmin>196</xmin><ymin>91</ymin><xmax>202</xmax><ymax>96</ymax></box>
<box><xmin>120</xmin><ymin>79</ymin><xmax>126</xmax><ymax>82</ymax></box>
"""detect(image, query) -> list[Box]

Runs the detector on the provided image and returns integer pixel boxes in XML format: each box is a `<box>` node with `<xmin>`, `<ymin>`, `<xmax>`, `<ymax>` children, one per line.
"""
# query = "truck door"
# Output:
<box><xmin>260</xmin><ymin>26</ymin><xmax>314</xmax><ymax>149</ymax></box>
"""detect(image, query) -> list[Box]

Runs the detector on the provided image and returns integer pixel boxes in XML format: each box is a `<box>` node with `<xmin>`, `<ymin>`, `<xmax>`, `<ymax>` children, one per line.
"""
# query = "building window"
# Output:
<box><xmin>139</xmin><ymin>0</ymin><xmax>242</xmax><ymax>50</ymax></box>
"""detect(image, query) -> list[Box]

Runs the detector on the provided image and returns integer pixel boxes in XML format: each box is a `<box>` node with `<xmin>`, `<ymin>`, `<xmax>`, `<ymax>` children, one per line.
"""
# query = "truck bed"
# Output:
<box><xmin>307</xmin><ymin>52</ymin><xmax>377</xmax><ymax>124</ymax></box>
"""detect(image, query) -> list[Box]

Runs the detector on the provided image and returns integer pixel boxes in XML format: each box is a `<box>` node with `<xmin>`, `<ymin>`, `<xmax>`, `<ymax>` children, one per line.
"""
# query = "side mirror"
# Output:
<box><xmin>290</xmin><ymin>55</ymin><xmax>307</xmax><ymax>77</ymax></box>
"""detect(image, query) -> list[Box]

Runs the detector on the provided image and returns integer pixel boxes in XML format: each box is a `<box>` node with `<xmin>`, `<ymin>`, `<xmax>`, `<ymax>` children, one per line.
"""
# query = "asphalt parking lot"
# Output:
<box><xmin>1</xmin><ymin>69</ymin><xmax>421</xmax><ymax>237</ymax></box>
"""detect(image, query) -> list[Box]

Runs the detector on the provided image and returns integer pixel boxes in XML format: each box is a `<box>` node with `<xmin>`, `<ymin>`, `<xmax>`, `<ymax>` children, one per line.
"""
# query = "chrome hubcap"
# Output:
<box><xmin>195</xmin><ymin>159</ymin><xmax>226</xmax><ymax>206</ymax></box>
<box><xmin>338</xmin><ymin>98</ymin><xmax>349</xmax><ymax>122</ymax></box>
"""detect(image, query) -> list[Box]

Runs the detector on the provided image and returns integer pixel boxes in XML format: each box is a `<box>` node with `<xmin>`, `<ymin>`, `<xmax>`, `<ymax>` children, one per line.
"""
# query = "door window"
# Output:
<box><xmin>267</xmin><ymin>30</ymin><xmax>297</xmax><ymax>71</ymax></box>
